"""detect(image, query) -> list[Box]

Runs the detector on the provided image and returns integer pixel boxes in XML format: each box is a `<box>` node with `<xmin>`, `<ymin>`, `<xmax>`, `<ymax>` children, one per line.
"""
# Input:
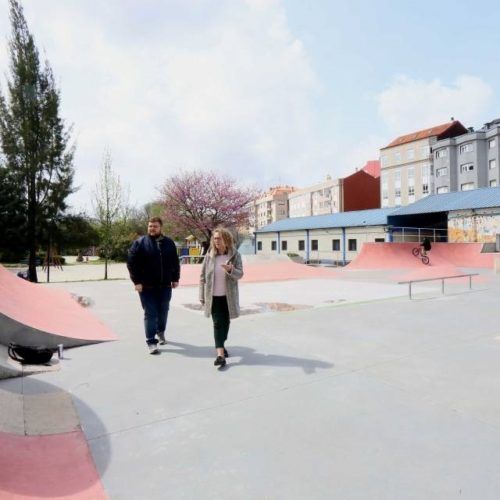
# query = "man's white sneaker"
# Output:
<box><xmin>157</xmin><ymin>333</ymin><xmax>166</xmax><ymax>345</ymax></box>
<box><xmin>148</xmin><ymin>344</ymin><xmax>160</xmax><ymax>355</ymax></box>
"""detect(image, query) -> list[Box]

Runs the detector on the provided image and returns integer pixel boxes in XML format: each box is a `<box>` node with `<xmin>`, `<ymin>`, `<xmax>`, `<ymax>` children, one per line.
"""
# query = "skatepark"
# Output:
<box><xmin>1</xmin><ymin>243</ymin><xmax>500</xmax><ymax>499</ymax></box>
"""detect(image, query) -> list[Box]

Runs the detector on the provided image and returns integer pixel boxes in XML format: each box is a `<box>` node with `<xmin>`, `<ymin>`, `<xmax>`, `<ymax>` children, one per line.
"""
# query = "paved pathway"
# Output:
<box><xmin>1</xmin><ymin>265</ymin><xmax>499</xmax><ymax>499</ymax></box>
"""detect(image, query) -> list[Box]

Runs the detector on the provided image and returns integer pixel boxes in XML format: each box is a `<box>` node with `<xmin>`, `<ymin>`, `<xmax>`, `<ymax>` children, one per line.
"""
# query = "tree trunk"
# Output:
<box><xmin>27</xmin><ymin>173</ymin><xmax>38</xmax><ymax>283</ymax></box>
<box><xmin>46</xmin><ymin>234</ymin><xmax>51</xmax><ymax>283</ymax></box>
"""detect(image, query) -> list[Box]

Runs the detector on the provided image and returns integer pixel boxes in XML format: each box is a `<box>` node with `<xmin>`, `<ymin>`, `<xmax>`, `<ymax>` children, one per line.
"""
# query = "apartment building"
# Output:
<box><xmin>288</xmin><ymin>175</ymin><xmax>341</xmax><ymax>218</ymax></box>
<box><xmin>252</xmin><ymin>186</ymin><xmax>295</xmax><ymax>230</ymax></box>
<box><xmin>288</xmin><ymin>161</ymin><xmax>381</xmax><ymax>218</ymax></box>
<box><xmin>433</xmin><ymin>118</ymin><xmax>500</xmax><ymax>193</ymax></box>
<box><xmin>380</xmin><ymin>120</ymin><xmax>468</xmax><ymax>207</ymax></box>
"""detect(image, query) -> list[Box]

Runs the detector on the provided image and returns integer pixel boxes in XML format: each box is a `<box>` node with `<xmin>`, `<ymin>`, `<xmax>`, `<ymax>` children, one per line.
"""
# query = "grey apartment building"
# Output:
<box><xmin>433</xmin><ymin>118</ymin><xmax>500</xmax><ymax>193</ymax></box>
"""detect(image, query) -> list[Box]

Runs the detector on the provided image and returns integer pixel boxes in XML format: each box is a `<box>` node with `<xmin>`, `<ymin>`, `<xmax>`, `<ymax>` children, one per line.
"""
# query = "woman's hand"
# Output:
<box><xmin>221</xmin><ymin>263</ymin><xmax>233</xmax><ymax>273</ymax></box>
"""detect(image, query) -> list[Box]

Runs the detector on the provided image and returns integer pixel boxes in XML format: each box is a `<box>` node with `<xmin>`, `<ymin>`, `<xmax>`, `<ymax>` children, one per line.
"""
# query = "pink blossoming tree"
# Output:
<box><xmin>160</xmin><ymin>170</ymin><xmax>260</xmax><ymax>251</ymax></box>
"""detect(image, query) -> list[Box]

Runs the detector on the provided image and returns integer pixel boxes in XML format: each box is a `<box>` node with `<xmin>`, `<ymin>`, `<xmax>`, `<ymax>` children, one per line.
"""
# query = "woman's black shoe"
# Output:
<box><xmin>214</xmin><ymin>355</ymin><xmax>226</xmax><ymax>367</ymax></box>
<box><xmin>223</xmin><ymin>348</ymin><xmax>229</xmax><ymax>358</ymax></box>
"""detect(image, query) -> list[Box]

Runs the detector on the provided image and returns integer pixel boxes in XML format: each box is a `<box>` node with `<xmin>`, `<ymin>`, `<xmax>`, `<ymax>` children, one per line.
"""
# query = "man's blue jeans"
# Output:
<box><xmin>138</xmin><ymin>287</ymin><xmax>172</xmax><ymax>345</ymax></box>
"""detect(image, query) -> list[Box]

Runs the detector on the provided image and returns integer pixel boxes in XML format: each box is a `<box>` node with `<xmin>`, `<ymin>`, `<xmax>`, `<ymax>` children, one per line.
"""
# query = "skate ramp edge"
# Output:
<box><xmin>0</xmin><ymin>388</ymin><xmax>107</xmax><ymax>499</ymax></box>
<box><xmin>0</xmin><ymin>265</ymin><xmax>117</xmax><ymax>348</ymax></box>
<box><xmin>348</xmin><ymin>242</ymin><xmax>496</xmax><ymax>270</ymax></box>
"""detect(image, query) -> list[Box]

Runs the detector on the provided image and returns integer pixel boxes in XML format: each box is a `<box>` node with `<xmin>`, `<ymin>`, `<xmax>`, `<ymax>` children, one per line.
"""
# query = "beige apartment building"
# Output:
<box><xmin>380</xmin><ymin>120</ymin><xmax>467</xmax><ymax>207</ymax></box>
<box><xmin>251</xmin><ymin>186</ymin><xmax>295</xmax><ymax>231</ymax></box>
<box><xmin>288</xmin><ymin>175</ymin><xmax>342</xmax><ymax>218</ymax></box>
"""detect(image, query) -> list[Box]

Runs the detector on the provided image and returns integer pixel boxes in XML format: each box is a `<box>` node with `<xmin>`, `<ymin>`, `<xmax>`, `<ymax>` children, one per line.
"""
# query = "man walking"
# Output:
<box><xmin>127</xmin><ymin>217</ymin><xmax>180</xmax><ymax>354</ymax></box>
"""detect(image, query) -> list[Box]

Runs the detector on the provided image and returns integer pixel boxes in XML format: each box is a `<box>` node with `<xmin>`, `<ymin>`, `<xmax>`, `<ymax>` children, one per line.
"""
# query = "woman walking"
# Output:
<box><xmin>199</xmin><ymin>227</ymin><xmax>243</xmax><ymax>368</ymax></box>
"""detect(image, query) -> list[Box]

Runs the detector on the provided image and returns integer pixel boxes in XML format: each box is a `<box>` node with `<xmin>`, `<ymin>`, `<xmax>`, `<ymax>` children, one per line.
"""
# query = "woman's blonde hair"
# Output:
<box><xmin>210</xmin><ymin>227</ymin><xmax>235</xmax><ymax>256</ymax></box>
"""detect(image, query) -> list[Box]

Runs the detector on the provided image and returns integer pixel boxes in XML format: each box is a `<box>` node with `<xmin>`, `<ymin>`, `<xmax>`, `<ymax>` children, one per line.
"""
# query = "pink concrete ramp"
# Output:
<box><xmin>179</xmin><ymin>259</ymin><xmax>341</xmax><ymax>286</ymax></box>
<box><xmin>0</xmin><ymin>266</ymin><xmax>117</xmax><ymax>349</ymax></box>
<box><xmin>348</xmin><ymin>242</ymin><xmax>496</xmax><ymax>271</ymax></box>
<box><xmin>0</xmin><ymin>430</ymin><xmax>107</xmax><ymax>499</ymax></box>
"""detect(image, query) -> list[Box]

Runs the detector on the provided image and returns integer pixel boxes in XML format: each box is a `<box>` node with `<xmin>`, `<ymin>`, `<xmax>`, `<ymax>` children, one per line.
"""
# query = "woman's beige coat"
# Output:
<box><xmin>199</xmin><ymin>249</ymin><xmax>243</xmax><ymax>319</ymax></box>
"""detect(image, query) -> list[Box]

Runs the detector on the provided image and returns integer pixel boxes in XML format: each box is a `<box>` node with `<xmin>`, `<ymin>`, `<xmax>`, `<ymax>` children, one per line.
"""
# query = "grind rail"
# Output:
<box><xmin>398</xmin><ymin>273</ymin><xmax>479</xmax><ymax>299</ymax></box>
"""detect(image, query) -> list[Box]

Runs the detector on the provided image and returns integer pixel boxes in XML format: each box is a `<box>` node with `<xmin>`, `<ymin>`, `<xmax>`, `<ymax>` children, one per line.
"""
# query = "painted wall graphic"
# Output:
<box><xmin>448</xmin><ymin>209</ymin><xmax>500</xmax><ymax>242</ymax></box>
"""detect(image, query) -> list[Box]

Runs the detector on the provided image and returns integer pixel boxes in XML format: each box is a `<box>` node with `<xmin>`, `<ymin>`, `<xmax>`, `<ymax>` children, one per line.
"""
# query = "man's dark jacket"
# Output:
<box><xmin>127</xmin><ymin>235</ymin><xmax>180</xmax><ymax>287</ymax></box>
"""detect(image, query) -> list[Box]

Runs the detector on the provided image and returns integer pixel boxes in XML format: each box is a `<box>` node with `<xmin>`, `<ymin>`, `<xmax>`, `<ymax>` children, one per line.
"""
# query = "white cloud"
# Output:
<box><xmin>376</xmin><ymin>75</ymin><xmax>493</xmax><ymax>135</ymax></box>
<box><xmin>7</xmin><ymin>0</ymin><xmax>327</xmax><ymax>211</ymax></box>
<box><xmin>340</xmin><ymin>134</ymin><xmax>386</xmax><ymax>175</ymax></box>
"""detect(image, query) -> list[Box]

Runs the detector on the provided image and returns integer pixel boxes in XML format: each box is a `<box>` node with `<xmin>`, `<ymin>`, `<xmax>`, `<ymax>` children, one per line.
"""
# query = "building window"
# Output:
<box><xmin>381</xmin><ymin>172</ymin><xmax>388</xmax><ymax>187</ymax></box>
<box><xmin>332</xmin><ymin>239</ymin><xmax>340</xmax><ymax>251</ymax></box>
<box><xmin>408</xmin><ymin>186</ymin><xmax>415</xmax><ymax>196</ymax></box>
<box><xmin>422</xmin><ymin>164</ymin><xmax>431</xmax><ymax>178</ymax></box>
<box><xmin>298</xmin><ymin>240</ymin><xmax>305</xmax><ymax>251</ymax></box>
<box><xmin>257</xmin><ymin>241</ymin><xmax>262</xmax><ymax>251</ymax></box>
<box><xmin>348</xmin><ymin>239</ymin><xmax>357</xmax><ymax>251</ymax></box>
<box><xmin>394</xmin><ymin>170</ymin><xmax>401</xmax><ymax>186</ymax></box>
<box><xmin>459</xmin><ymin>143</ymin><xmax>473</xmax><ymax>154</ymax></box>
<box><xmin>489</xmin><ymin>159</ymin><xmax>497</xmax><ymax>170</ymax></box>
<box><xmin>421</xmin><ymin>145</ymin><xmax>431</xmax><ymax>157</ymax></box>
<box><xmin>395</xmin><ymin>188</ymin><xmax>401</xmax><ymax>198</ymax></box>
<box><xmin>407</xmin><ymin>167</ymin><xmax>415</xmax><ymax>179</ymax></box>
<box><xmin>436</xmin><ymin>167</ymin><xmax>448</xmax><ymax>177</ymax></box>
<box><xmin>271</xmin><ymin>241</ymin><xmax>277</xmax><ymax>251</ymax></box>
<box><xmin>460</xmin><ymin>163</ymin><xmax>474</xmax><ymax>173</ymax></box>
<box><xmin>281</xmin><ymin>240</ymin><xmax>287</xmax><ymax>251</ymax></box>
<box><xmin>422</xmin><ymin>183</ymin><xmax>429</xmax><ymax>195</ymax></box>
<box><xmin>489</xmin><ymin>138</ymin><xmax>496</xmax><ymax>149</ymax></box>
<box><xmin>461</xmin><ymin>182</ymin><xmax>474</xmax><ymax>191</ymax></box>
<box><xmin>490</xmin><ymin>180</ymin><xmax>497</xmax><ymax>187</ymax></box>
<box><xmin>407</xmin><ymin>149</ymin><xmax>414</xmax><ymax>160</ymax></box>
<box><xmin>375</xmin><ymin>238</ymin><xmax>385</xmax><ymax>243</ymax></box>
<box><xmin>311</xmin><ymin>240</ymin><xmax>318</xmax><ymax>251</ymax></box>
<box><xmin>437</xmin><ymin>186</ymin><xmax>448</xmax><ymax>194</ymax></box>
<box><xmin>395</xmin><ymin>151</ymin><xmax>401</xmax><ymax>162</ymax></box>
<box><xmin>435</xmin><ymin>149</ymin><xmax>447</xmax><ymax>158</ymax></box>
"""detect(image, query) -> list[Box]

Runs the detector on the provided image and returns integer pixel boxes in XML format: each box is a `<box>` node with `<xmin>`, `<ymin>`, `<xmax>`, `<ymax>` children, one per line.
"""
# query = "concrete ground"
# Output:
<box><xmin>1</xmin><ymin>267</ymin><xmax>500</xmax><ymax>499</ymax></box>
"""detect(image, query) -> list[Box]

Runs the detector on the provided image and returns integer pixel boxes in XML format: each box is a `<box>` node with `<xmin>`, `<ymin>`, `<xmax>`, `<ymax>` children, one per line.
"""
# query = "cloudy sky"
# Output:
<box><xmin>0</xmin><ymin>0</ymin><xmax>498</xmax><ymax>211</ymax></box>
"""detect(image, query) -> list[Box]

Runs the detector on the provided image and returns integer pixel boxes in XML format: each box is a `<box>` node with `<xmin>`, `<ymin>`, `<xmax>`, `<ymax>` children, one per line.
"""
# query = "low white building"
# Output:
<box><xmin>254</xmin><ymin>208</ymin><xmax>396</xmax><ymax>264</ymax></box>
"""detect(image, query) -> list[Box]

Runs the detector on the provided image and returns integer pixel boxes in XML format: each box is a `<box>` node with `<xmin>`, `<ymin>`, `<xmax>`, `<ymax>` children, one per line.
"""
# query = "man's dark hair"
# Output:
<box><xmin>148</xmin><ymin>216</ymin><xmax>163</xmax><ymax>226</ymax></box>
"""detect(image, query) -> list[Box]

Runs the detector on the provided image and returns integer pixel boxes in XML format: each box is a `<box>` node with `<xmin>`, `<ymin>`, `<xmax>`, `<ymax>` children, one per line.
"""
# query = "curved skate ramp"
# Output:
<box><xmin>179</xmin><ymin>259</ymin><xmax>340</xmax><ymax>285</ymax></box>
<box><xmin>0</xmin><ymin>265</ymin><xmax>117</xmax><ymax>348</ymax></box>
<box><xmin>0</xmin><ymin>387</ymin><xmax>107</xmax><ymax>499</ymax></box>
<box><xmin>348</xmin><ymin>242</ymin><xmax>496</xmax><ymax>270</ymax></box>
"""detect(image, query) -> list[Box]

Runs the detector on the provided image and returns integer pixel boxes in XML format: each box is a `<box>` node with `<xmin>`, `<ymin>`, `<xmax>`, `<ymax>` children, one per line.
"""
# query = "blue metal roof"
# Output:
<box><xmin>391</xmin><ymin>187</ymin><xmax>500</xmax><ymax>216</ymax></box>
<box><xmin>255</xmin><ymin>208</ymin><xmax>397</xmax><ymax>233</ymax></box>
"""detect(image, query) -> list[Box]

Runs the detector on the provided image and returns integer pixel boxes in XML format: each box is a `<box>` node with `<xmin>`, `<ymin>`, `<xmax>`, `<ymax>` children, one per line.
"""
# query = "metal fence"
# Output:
<box><xmin>390</xmin><ymin>227</ymin><xmax>448</xmax><ymax>243</ymax></box>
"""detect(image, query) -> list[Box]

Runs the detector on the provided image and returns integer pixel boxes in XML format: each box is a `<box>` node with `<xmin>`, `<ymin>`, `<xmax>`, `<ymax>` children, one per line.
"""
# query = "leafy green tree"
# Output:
<box><xmin>54</xmin><ymin>213</ymin><xmax>100</xmax><ymax>255</ymax></box>
<box><xmin>0</xmin><ymin>165</ymin><xmax>27</xmax><ymax>261</ymax></box>
<box><xmin>0</xmin><ymin>0</ymin><xmax>75</xmax><ymax>281</ymax></box>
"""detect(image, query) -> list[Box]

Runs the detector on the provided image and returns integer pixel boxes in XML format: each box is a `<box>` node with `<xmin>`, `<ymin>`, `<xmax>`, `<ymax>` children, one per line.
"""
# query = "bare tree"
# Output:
<box><xmin>92</xmin><ymin>150</ymin><xmax>129</xmax><ymax>279</ymax></box>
